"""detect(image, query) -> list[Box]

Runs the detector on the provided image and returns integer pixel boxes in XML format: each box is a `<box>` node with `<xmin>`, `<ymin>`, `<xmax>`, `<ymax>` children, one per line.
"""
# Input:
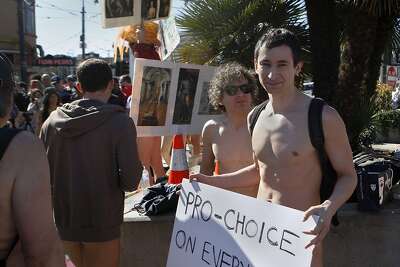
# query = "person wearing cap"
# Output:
<box><xmin>41</xmin><ymin>73</ymin><xmax>52</xmax><ymax>88</ymax></box>
<box><xmin>0</xmin><ymin>53</ymin><xmax>65</xmax><ymax>266</ymax></box>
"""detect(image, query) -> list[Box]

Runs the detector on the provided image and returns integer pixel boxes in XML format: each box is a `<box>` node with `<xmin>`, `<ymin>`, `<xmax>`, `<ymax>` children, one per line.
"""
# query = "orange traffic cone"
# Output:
<box><xmin>168</xmin><ymin>135</ymin><xmax>189</xmax><ymax>184</ymax></box>
<box><xmin>214</xmin><ymin>160</ymin><xmax>220</xmax><ymax>175</ymax></box>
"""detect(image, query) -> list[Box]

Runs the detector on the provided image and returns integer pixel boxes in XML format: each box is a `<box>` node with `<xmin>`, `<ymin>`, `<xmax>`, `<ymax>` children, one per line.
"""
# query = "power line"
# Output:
<box><xmin>37</xmin><ymin>0</ymin><xmax>99</xmax><ymax>15</ymax></box>
<box><xmin>45</xmin><ymin>32</ymin><xmax>80</xmax><ymax>48</ymax></box>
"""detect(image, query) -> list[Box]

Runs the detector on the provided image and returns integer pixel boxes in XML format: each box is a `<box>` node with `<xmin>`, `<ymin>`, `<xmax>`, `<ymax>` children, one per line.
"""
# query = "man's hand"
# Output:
<box><xmin>302</xmin><ymin>200</ymin><xmax>334</xmax><ymax>249</ymax></box>
<box><xmin>188</xmin><ymin>172</ymin><xmax>210</xmax><ymax>184</ymax></box>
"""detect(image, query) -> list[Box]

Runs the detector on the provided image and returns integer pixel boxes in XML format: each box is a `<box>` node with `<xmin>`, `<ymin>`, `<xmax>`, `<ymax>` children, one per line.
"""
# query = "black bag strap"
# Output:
<box><xmin>308</xmin><ymin>98</ymin><xmax>339</xmax><ymax>226</ymax></box>
<box><xmin>308</xmin><ymin>98</ymin><xmax>325</xmax><ymax>151</ymax></box>
<box><xmin>249</xmin><ymin>100</ymin><xmax>269</xmax><ymax>136</ymax></box>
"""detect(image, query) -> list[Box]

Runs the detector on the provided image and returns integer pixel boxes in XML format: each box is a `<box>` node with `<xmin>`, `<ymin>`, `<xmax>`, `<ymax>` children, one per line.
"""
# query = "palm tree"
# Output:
<box><xmin>304</xmin><ymin>0</ymin><xmax>399</xmax><ymax>148</ymax></box>
<box><xmin>333</xmin><ymin>1</ymin><xmax>399</xmax><ymax>148</ymax></box>
<box><xmin>175</xmin><ymin>0</ymin><xmax>309</xmax><ymax>69</ymax></box>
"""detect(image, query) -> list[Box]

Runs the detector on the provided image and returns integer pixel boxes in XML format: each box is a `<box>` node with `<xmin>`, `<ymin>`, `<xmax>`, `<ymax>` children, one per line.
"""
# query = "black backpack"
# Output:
<box><xmin>0</xmin><ymin>127</ymin><xmax>22</xmax><ymax>266</ymax></box>
<box><xmin>249</xmin><ymin>98</ymin><xmax>339</xmax><ymax>226</ymax></box>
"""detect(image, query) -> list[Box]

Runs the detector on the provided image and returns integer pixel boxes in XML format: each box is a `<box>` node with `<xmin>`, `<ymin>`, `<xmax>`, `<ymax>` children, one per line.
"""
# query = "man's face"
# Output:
<box><xmin>41</xmin><ymin>76</ymin><xmax>51</xmax><ymax>86</ymax></box>
<box><xmin>221</xmin><ymin>75</ymin><xmax>252</xmax><ymax>113</ymax></box>
<box><xmin>254</xmin><ymin>45</ymin><xmax>302</xmax><ymax>95</ymax></box>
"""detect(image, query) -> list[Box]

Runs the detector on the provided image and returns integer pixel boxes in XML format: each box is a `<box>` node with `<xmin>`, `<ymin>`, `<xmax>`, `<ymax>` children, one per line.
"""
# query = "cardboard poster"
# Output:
<box><xmin>130</xmin><ymin>59</ymin><xmax>223</xmax><ymax>137</ymax></box>
<box><xmin>167</xmin><ymin>180</ymin><xmax>318</xmax><ymax>267</ymax></box>
<box><xmin>159</xmin><ymin>15</ymin><xmax>181</xmax><ymax>60</ymax></box>
<box><xmin>102</xmin><ymin>0</ymin><xmax>172</xmax><ymax>28</ymax></box>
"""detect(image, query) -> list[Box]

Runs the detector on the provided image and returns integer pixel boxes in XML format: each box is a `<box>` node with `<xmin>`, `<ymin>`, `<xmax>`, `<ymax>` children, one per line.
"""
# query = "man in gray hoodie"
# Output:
<box><xmin>40</xmin><ymin>58</ymin><xmax>143</xmax><ymax>267</ymax></box>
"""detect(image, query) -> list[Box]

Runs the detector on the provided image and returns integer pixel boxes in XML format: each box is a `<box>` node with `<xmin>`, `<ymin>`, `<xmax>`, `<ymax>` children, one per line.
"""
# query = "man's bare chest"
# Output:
<box><xmin>212</xmin><ymin>125</ymin><xmax>253</xmax><ymax>160</ymax></box>
<box><xmin>252</xmin><ymin>111</ymin><xmax>314</xmax><ymax>165</ymax></box>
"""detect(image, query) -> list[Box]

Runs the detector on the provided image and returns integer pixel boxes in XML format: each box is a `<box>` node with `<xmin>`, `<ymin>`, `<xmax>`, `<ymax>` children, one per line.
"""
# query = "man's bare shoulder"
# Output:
<box><xmin>202</xmin><ymin>119</ymin><xmax>223</xmax><ymax>142</ymax></box>
<box><xmin>202</xmin><ymin>119</ymin><xmax>222</xmax><ymax>132</ymax></box>
<box><xmin>10</xmin><ymin>131</ymin><xmax>43</xmax><ymax>151</ymax></box>
<box><xmin>321</xmin><ymin>104</ymin><xmax>344</xmax><ymax>127</ymax></box>
<box><xmin>7</xmin><ymin>131</ymin><xmax>46</xmax><ymax>166</ymax></box>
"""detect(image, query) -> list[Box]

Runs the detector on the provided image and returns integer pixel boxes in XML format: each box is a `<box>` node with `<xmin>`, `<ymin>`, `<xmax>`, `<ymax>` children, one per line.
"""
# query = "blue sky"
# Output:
<box><xmin>35</xmin><ymin>0</ymin><xmax>185</xmax><ymax>57</ymax></box>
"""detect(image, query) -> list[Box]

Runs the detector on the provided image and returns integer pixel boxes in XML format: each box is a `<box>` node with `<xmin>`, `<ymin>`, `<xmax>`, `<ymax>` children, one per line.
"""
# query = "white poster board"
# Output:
<box><xmin>167</xmin><ymin>180</ymin><xmax>318</xmax><ymax>267</ymax></box>
<box><xmin>102</xmin><ymin>0</ymin><xmax>172</xmax><ymax>29</ymax></box>
<box><xmin>159</xmin><ymin>15</ymin><xmax>180</xmax><ymax>61</ymax></box>
<box><xmin>130</xmin><ymin>59</ymin><xmax>223</xmax><ymax>137</ymax></box>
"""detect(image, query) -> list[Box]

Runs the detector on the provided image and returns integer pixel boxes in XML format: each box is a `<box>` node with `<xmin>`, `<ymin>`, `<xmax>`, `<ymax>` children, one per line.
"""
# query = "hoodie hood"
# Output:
<box><xmin>51</xmin><ymin>99</ymin><xmax>125</xmax><ymax>138</ymax></box>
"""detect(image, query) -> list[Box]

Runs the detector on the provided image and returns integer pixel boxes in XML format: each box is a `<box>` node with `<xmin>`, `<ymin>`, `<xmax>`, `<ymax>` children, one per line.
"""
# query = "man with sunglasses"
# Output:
<box><xmin>0</xmin><ymin>53</ymin><xmax>65</xmax><ymax>266</ymax></box>
<box><xmin>200</xmin><ymin>62</ymin><xmax>258</xmax><ymax>197</ymax></box>
<box><xmin>192</xmin><ymin>29</ymin><xmax>357</xmax><ymax>266</ymax></box>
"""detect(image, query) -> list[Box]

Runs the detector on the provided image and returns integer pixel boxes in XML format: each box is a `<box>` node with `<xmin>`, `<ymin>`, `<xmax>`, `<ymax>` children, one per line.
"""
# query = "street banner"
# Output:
<box><xmin>387</xmin><ymin>65</ymin><xmax>398</xmax><ymax>88</ymax></box>
<box><xmin>159</xmin><ymin>15</ymin><xmax>180</xmax><ymax>61</ymax></box>
<box><xmin>130</xmin><ymin>59</ymin><xmax>223</xmax><ymax>137</ymax></box>
<box><xmin>167</xmin><ymin>180</ymin><xmax>318</xmax><ymax>267</ymax></box>
<box><xmin>102</xmin><ymin>0</ymin><xmax>172</xmax><ymax>29</ymax></box>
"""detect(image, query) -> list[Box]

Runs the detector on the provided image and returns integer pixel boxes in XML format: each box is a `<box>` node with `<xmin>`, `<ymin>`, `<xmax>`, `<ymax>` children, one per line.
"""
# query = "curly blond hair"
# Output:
<box><xmin>209</xmin><ymin>62</ymin><xmax>257</xmax><ymax>112</ymax></box>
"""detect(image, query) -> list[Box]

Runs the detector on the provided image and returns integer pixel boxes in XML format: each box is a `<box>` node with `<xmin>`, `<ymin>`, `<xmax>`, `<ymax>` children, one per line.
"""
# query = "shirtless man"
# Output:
<box><xmin>191</xmin><ymin>28</ymin><xmax>357</xmax><ymax>266</ymax></box>
<box><xmin>0</xmin><ymin>53</ymin><xmax>65</xmax><ymax>266</ymax></box>
<box><xmin>201</xmin><ymin>62</ymin><xmax>258</xmax><ymax>197</ymax></box>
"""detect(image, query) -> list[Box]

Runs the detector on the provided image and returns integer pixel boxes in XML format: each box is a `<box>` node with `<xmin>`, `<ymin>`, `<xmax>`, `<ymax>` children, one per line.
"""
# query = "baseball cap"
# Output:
<box><xmin>0</xmin><ymin>53</ymin><xmax>14</xmax><ymax>86</ymax></box>
<box><xmin>51</xmin><ymin>75</ymin><xmax>61</xmax><ymax>83</ymax></box>
<box><xmin>66</xmin><ymin>74</ymin><xmax>76</xmax><ymax>82</ymax></box>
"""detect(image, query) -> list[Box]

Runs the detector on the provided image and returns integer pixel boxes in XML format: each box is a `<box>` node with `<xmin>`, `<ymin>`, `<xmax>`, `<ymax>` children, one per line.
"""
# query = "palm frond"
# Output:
<box><xmin>175</xmin><ymin>0</ymin><xmax>308</xmax><ymax>68</ymax></box>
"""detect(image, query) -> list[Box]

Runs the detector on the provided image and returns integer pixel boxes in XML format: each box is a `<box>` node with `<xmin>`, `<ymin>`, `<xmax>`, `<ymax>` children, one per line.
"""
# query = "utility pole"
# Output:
<box><xmin>17</xmin><ymin>0</ymin><xmax>27</xmax><ymax>82</ymax></box>
<box><xmin>80</xmin><ymin>0</ymin><xmax>86</xmax><ymax>59</ymax></box>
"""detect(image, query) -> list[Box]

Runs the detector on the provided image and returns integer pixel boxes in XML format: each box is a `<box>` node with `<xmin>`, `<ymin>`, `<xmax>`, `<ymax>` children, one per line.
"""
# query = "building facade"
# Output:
<box><xmin>0</xmin><ymin>0</ymin><xmax>37</xmax><ymax>80</ymax></box>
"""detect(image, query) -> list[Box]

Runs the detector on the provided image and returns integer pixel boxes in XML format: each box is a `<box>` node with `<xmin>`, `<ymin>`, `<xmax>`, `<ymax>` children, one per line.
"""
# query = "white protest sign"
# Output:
<box><xmin>167</xmin><ymin>180</ymin><xmax>318</xmax><ymax>267</ymax></box>
<box><xmin>130</xmin><ymin>58</ymin><xmax>223</xmax><ymax>137</ymax></box>
<box><xmin>102</xmin><ymin>0</ymin><xmax>172</xmax><ymax>29</ymax></box>
<box><xmin>159</xmin><ymin>15</ymin><xmax>180</xmax><ymax>61</ymax></box>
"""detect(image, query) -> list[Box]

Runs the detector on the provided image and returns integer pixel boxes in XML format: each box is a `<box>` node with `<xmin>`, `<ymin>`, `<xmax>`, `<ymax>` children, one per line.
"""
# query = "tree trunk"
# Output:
<box><xmin>334</xmin><ymin>7</ymin><xmax>379</xmax><ymax>148</ymax></box>
<box><xmin>305</xmin><ymin>0</ymin><xmax>340</xmax><ymax>104</ymax></box>
<box><xmin>366</xmin><ymin>16</ymin><xmax>396</xmax><ymax>99</ymax></box>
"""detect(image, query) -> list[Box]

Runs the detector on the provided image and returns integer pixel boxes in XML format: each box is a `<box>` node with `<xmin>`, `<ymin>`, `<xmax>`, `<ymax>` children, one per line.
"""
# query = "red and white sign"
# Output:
<box><xmin>387</xmin><ymin>65</ymin><xmax>398</xmax><ymax>88</ymax></box>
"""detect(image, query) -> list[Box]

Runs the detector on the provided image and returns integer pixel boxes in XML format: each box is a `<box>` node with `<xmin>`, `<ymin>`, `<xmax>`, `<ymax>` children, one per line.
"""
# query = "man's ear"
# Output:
<box><xmin>295</xmin><ymin>61</ymin><xmax>304</xmax><ymax>75</ymax></box>
<box><xmin>76</xmin><ymin>82</ymin><xmax>83</xmax><ymax>93</ymax></box>
<box><xmin>106</xmin><ymin>80</ymin><xmax>114</xmax><ymax>92</ymax></box>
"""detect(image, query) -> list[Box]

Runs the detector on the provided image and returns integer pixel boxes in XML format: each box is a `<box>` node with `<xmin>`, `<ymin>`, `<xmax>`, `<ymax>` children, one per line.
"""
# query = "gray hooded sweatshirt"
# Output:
<box><xmin>40</xmin><ymin>99</ymin><xmax>142</xmax><ymax>242</ymax></box>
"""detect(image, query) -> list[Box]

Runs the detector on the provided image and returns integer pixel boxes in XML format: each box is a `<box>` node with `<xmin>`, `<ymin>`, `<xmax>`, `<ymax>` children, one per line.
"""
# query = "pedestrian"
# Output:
<box><xmin>200</xmin><ymin>62</ymin><xmax>258</xmax><ymax>197</ymax></box>
<box><xmin>191</xmin><ymin>28</ymin><xmax>357</xmax><ymax>267</ymax></box>
<box><xmin>0</xmin><ymin>52</ymin><xmax>65</xmax><ymax>267</ymax></box>
<box><xmin>40</xmin><ymin>58</ymin><xmax>143</xmax><ymax>267</ymax></box>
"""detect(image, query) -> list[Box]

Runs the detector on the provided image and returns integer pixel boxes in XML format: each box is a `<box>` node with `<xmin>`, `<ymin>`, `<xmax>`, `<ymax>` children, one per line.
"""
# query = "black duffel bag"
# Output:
<box><xmin>354</xmin><ymin>155</ymin><xmax>393</xmax><ymax>212</ymax></box>
<box><xmin>133</xmin><ymin>183</ymin><xmax>181</xmax><ymax>216</ymax></box>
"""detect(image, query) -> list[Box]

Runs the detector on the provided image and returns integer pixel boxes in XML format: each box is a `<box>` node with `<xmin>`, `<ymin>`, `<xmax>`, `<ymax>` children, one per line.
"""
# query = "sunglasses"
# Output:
<box><xmin>224</xmin><ymin>84</ymin><xmax>253</xmax><ymax>96</ymax></box>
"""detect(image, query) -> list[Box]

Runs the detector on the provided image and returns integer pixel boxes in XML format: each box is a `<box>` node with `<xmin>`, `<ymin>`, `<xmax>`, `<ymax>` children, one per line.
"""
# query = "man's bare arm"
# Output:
<box><xmin>304</xmin><ymin>106</ymin><xmax>357</xmax><ymax>247</ymax></box>
<box><xmin>199</xmin><ymin>120</ymin><xmax>216</xmax><ymax>176</ymax></box>
<box><xmin>12</xmin><ymin>132</ymin><xmax>65</xmax><ymax>267</ymax></box>
<box><xmin>117</xmin><ymin>118</ymin><xmax>143</xmax><ymax>191</ymax></box>
<box><xmin>191</xmin><ymin>163</ymin><xmax>259</xmax><ymax>189</ymax></box>
<box><xmin>322</xmin><ymin>106</ymin><xmax>357</xmax><ymax>214</ymax></box>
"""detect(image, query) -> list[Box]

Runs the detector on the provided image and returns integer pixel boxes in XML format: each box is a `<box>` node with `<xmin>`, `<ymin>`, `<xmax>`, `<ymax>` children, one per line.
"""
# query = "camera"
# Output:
<box><xmin>22</xmin><ymin>111</ymin><xmax>33</xmax><ymax>122</ymax></box>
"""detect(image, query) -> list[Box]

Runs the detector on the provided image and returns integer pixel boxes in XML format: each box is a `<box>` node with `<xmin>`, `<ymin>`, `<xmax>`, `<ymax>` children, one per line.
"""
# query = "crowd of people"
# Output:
<box><xmin>0</xmin><ymin>28</ymin><xmax>357</xmax><ymax>267</ymax></box>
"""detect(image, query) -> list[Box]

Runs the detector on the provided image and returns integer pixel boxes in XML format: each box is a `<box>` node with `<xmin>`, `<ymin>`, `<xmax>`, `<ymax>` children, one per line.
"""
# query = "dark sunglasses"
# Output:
<box><xmin>224</xmin><ymin>84</ymin><xmax>253</xmax><ymax>96</ymax></box>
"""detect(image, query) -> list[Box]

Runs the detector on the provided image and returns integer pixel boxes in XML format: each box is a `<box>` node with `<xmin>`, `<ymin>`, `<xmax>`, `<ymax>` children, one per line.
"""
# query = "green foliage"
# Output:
<box><xmin>373</xmin><ymin>83</ymin><xmax>393</xmax><ymax>113</ymax></box>
<box><xmin>175</xmin><ymin>0</ymin><xmax>309</xmax><ymax>69</ymax></box>
<box><xmin>372</xmin><ymin>109</ymin><xmax>400</xmax><ymax>133</ymax></box>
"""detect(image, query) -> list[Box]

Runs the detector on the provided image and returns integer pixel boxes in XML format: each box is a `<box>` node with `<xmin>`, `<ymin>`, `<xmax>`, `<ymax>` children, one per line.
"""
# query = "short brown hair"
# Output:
<box><xmin>209</xmin><ymin>62</ymin><xmax>257</xmax><ymax>112</ymax></box>
<box><xmin>76</xmin><ymin>59</ymin><xmax>112</xmax><ymax>92</ymax></box>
